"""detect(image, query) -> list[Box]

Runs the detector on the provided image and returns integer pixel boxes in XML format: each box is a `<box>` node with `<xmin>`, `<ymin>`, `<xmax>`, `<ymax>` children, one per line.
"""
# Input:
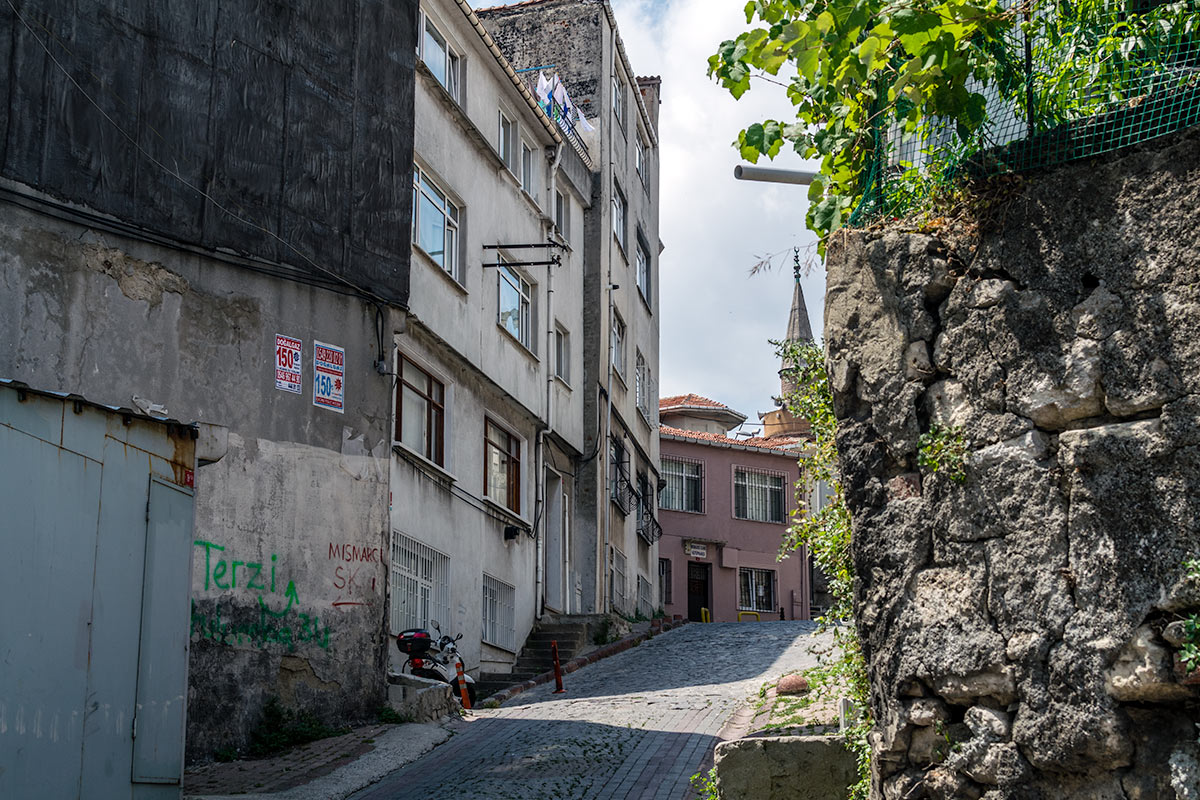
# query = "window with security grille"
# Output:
<box><xmin>660</xmin><ymin>457</ymin><xmax>703</xmax><ymax>513</ymax></box>
<box><xmin>482</xmin><ymin>574</ymin><xmax>516</xmax><ymax>651</ymax></box>
<box><xmin>739</xmin><ymin>568</ymin><xmax>776</xmax><ymax>613</ymax></box>
<box><xmin>658</xmin><ymin>558</ymin><xmax>672</xmax><ymax>605</ymax></box>
<box><xmin>611</xmin><ymin>547</ymin><xmax>628</xmax><ymax>613</ymax></box>
<box><xmin>391</xmin><ymin>532</ymin><xmax>450</xmax><ymax>634</ymax></box>
<box><xmin>637</xmin><ymin>575</ymin><xmax>653</xmax><ymax>619</ymax></box>
<box><xmin>734</xmin><ymin>468</ymin><xmax>785</xmax><ymax>523</ymax></box>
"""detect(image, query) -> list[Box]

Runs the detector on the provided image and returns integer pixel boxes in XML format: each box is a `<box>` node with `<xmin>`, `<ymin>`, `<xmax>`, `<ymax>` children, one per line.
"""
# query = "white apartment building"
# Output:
<box><xmin>391</xmin><ymin>0</ymin><xmax>593</xmax><ymax>675</ymax></box>
<box><xmin>479</xmin><ymin>0</ymin><xmax>665</xmax><ymax>620</ymax></box>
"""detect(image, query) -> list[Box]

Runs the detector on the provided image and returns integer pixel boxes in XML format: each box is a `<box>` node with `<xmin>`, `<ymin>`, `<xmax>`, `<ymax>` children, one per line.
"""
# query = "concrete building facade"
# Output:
<box><xmin>390</xmin><ymin>0</ymin><xmax>591</xmax><ymax>677</ymax></box>
<box><xmin>478</xmin><ymin>0</ymin><xmax>664</xmax><ymax>617</ymax></box>
<box><xmin>657</xmin><ymin>395</ymin><xmax>813</xmax><ymax>623</ymax></box>
<box><xmin>0</xmin><ymin>0</ymin><xmax>418</xmax><ymax>759</ymax></box>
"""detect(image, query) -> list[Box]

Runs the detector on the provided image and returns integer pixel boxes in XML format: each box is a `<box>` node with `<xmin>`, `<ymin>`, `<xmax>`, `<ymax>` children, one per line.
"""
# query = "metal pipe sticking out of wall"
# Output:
<box><xmin>733</xmin><ymin>165</ymin><xmax>819</xmax><ymax>186</ymax></box>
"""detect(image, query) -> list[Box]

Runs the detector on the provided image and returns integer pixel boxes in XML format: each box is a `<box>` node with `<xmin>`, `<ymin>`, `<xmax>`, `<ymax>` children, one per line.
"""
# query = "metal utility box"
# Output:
<box><xmin>0</xmin><ymin>381</ymin><xmax>196</xmax><ymax>799</ymax></box>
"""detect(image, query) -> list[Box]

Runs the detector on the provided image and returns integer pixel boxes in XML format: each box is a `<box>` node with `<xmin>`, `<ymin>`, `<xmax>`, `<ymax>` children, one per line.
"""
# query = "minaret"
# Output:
<box><xmin>760</xmin><ymin>261</ymin><xmax>814</xmax><ymax>439</ymax></box>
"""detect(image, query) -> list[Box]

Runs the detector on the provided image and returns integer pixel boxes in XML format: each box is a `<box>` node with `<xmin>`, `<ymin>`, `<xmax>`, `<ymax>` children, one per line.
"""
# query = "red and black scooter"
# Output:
<box><xmin>395</xmin><ymin>621</ymin><xmax>478</xmax><ymax>707</ymax></box>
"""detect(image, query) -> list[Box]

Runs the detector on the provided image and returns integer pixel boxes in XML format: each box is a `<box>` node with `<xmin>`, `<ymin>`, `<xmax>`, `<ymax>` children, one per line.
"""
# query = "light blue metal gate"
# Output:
<box><xmin>0</xmin><ymin>383</ymin><xmax>195</xmax><ymax>799</ymax></box>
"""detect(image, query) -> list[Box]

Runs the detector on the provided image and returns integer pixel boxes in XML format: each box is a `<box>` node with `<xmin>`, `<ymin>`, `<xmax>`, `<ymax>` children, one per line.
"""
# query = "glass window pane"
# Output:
<box><xmin>401</xmin><ymin>389</ymin><xmax>428</xmax><ymax>454</ymax></box>
<box><xmin>424</xmin><ymin>23</ymin><xmax>447</xmax><ymax>87</ymax></box>
<box><xmin>499</xmin><ymin>269</ymin><xmax>522</xmax><ymax>340</ymax></box>
<box><xmin>419</xmin><ymin>193</ymin><xmax>446</xmax><ymax>265</ymax></box>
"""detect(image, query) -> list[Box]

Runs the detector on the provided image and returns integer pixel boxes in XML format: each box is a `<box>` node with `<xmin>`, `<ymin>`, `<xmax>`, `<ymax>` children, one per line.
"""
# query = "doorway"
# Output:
<box><xmin>687</xmin><ymin>561</ymin><xmax>711</xmax><ymax>622</ymax></box>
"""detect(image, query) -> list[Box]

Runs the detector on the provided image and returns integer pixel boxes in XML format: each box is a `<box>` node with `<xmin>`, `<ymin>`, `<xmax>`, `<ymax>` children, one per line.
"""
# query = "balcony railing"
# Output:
<box><xmin>611</xmin><ymin>466</ymin><xmax>635</xmax><ymax>516</ymax></box>
<box><xmin>637</xmin><ymin>507</ymin><xmax>663</xmax><ymax>545</ymax></box>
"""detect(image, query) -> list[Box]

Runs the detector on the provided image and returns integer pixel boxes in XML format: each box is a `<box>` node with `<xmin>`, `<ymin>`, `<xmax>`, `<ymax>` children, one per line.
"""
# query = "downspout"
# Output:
<box><xmin>599</xmin><ymin>18</ymin><xmax>621</xmax><ymax>617</ymax></box>
<box><xmin>601</xmin><ymin>280</ymin><xmax>616</xmax><ymax>614</ymax></box>
<box><xmin>536</xmin><ymin>142</ymin><xmax>564</xmax><ymax>620</ymax></box>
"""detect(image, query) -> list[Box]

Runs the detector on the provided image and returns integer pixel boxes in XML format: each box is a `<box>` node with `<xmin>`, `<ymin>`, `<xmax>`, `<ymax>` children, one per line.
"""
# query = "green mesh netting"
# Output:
<box><xmin>850</xmin><ymin>0</ymin><xmax>1200</xmax><ymax>226</ymax></box>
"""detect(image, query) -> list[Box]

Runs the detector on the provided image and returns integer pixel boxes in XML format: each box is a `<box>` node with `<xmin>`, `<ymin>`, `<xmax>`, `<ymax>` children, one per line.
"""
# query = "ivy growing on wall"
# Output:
<box><xmin>776</xmin><ymin>337</ymin><xmax>871</xmax><ymax>798</ymax></box>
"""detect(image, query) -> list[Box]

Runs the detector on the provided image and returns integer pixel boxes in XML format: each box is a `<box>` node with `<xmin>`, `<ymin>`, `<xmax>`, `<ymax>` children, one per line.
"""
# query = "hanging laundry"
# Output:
<box><xmin>535</xmin><ymin>71</ymin><xmax>552</xmax><ymax>106</ymax></box>
<box><xmin>574</xmin><ymin>107</ymin><xmax>596</xmax><ymax>134</ymax></box>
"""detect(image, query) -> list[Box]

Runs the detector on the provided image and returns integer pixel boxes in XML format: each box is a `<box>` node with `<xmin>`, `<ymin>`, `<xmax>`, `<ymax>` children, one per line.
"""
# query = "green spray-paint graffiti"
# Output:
<box><xmin>191</xmin><ymin>539</ymin><xmax>333</xmax><ymax>651</ymax></box>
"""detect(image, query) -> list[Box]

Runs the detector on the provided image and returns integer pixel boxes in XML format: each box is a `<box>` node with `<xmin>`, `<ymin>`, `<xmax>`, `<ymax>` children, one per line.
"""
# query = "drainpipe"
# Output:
<box><xmin>601</xmin><ymin>280</ymin><xmax>616</xmax><ymax>614</ymax></box>
<box><xmin>535</xmin><ymin>143</ymin><xmax>564</xmax><ymax>622</ymax></box>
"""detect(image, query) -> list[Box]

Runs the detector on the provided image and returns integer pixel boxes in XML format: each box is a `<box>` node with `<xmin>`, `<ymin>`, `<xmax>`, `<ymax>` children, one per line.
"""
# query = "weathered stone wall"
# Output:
<box><xmin>825</xmin><ymin>125</ymin><xmax>1200</xmax><ymax>798</ymax></box>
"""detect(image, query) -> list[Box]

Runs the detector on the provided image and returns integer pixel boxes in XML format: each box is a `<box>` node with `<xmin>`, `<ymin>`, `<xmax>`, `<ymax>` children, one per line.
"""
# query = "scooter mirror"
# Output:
<box><xmin>455</xmin><ymin>633</ymin><xmax>463</xmax><ymax>642</ymax></box>
<box><xmin>431</xmin><ymin>619</ymin><xmax>441</xmax><ymax>633</ymax></box>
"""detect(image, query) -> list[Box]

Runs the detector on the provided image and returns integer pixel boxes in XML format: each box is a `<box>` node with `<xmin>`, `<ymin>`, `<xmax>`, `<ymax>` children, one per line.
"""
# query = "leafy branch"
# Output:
<box><xmin>710</xmin><ymin>0</ymin><xmax>1200</xmax><ymax>247</ymax></box>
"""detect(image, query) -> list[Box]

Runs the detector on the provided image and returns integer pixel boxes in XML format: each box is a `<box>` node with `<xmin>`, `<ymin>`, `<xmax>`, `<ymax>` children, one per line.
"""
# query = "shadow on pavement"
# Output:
<box><xmin>504</xmin><ymin>621</ymin><xmax>823</xmax><ymax>705</ymax></box>
<box><xmin>348</xmin><ymin>716</ymin><xmax>714</xmax><ymax>800</ymax></box>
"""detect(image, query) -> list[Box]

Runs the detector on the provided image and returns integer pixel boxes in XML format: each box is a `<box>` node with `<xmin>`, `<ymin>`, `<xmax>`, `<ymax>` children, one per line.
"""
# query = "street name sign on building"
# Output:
<box><xmin>687</xmin><ymin>542</ymin><xmax>708</xmax><ymax>559</ymax></box>
<box><xmin>275</xmin><ymin>334</ymin><xmax>303</xmax><ymax>394</ymax></box>
<box><xmin>313</xmin><ymin>341</ymin><xmax>345</xmax><ymax>413</ymax></box>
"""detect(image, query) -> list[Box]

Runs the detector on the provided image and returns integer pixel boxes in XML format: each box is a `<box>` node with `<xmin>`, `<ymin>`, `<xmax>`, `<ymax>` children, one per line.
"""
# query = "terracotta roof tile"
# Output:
<box><xmin>658</xmin><ymin>393</ymin><xmax>733</xmax><ymax>412</ymax></box>
<box><xmin>659</xmin><ymin>424</ymin><xmax>807</xmax><ymax>453</ymax></box>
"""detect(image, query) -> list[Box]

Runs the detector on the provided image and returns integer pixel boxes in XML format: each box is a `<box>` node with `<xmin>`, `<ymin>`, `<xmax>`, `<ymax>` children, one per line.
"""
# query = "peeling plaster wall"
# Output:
<box><xmin>0</xmin><ymin>0</ymin><xmax>416</xmax><ymax>761</ymax></box>
<box><xmin>0</xmin><ymin>201</ymin><xmax>395</xmax><ymax>762</ymax></box>
<box><xmin>825</xmin><ymin>126</ymin><xmax>1200</xmax><ymax>798</ymax></box>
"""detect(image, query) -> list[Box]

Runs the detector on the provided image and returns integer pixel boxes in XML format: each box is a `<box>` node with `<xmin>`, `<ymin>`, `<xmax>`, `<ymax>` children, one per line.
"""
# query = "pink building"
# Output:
<box><xmin>656</xmin><ymin>394</ymin><xmax>814</xmax><ymax>623</ymax></box>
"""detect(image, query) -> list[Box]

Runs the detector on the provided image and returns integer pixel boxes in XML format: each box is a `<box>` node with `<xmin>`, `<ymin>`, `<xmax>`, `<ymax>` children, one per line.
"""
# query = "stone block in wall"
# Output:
<box><xmin>713</xmin><ymin>735</ymin><xmax>856</xmax><ymax>800</ymax></box>
<box><xmin>825</xmin><ymin>123</ymin><xmax>1200</xmax><ymax>798</ymax></box>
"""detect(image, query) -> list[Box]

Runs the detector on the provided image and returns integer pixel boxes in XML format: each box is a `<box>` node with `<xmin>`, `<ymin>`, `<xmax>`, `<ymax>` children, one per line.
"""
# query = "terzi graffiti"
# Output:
<box><xmin>191</xmin><ymin>539</ymin><xmax>333</xmax><ymax>651</ymax></box>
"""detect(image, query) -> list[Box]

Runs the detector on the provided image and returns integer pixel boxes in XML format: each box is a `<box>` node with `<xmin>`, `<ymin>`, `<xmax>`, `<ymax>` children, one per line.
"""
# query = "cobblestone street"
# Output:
<box><xmin>351</xmin><ymin>621</ymin><xmax>828</xmax><ymax>800</ymax></box>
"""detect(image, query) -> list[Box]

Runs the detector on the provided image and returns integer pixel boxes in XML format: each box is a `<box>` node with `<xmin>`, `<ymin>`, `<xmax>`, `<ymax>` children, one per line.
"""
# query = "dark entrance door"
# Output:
<box><xmin>687</xmin><ymin>562</ymin><xmax>710</xmax><ymax>622</ymax></box>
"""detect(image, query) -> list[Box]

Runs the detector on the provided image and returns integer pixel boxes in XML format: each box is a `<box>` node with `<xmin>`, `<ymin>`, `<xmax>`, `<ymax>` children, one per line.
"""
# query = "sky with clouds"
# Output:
<box><xmin>609</xmin><ymin>0</ymin><xmax>825</xmax><ymax>431</ymax></box>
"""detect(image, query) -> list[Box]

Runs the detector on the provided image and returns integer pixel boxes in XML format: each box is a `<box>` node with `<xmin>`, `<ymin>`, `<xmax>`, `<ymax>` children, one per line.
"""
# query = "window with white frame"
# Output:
<box><xmin>498</xmin><ymin>265</ymin><xmax>532</xmax><ymax>349</ymax></box>
<box><xmin>554</xmin><ymin>190</ymin><xmax>570</xmax><ymax>240</ymax></box>
<box><xmin>419</xmin><ymin>15</ymin><xmax>460</xmax><ymax>100</ymax></box>
<box><xmin>482</xmin><ymin>574</ymin><xmax>517</xmax><ymax>651</ymax></box>
<box><xmin>635</xmin><ymin>136</ymin><xmax>646</xmax><ymax>184</ymax></box>
<box><xmin>412</xmin><ymin>164</ymin><xmax>459</xmax><ymax>277</ymax></box>
<box><xmin>554</xmin><ymin>325</ymin><xmax>570</xmax><ymax>383</ymax></box>
<box><xmin>636</xmin><ymin>239</ymin><xmax>652</xmax><ymax>304</ymax></box>
<box><xmin>498</xmin><ymin>111</ymin><xmax>516</xmax><ymax>170</ymax></box>
<box><xmin>485</xmin><ymin>418</ymin><xmax>521</xmax><ymax>513</ymax></box>
<box><xmin>612</xmin><ymin>74</ymin><xmax>625</xmax><ymax>128</ymax></box>
<box><xmin>635</xmin><ymin>351</ymin><xmax>649</xmax><ymax>418</ymax></box>
<box><xmin>610</xmin><ymin>312</ymin><xmax>626</xmax><ymax>377</ymax></box>
<box><xmin>739</xmin><ymin>567</ymin><xmax>777</xmax><ymax>612</ymax></box>
<box><xmin>521</xmin><ymin>142</ymin><xmax>535</xmax><ymax>194</ymax></box>
<box><xmin>395</xmin><ymin>354</ymin><xmax>445</xmax><ymax>466</ymax></box>
<box><xmin>660</xmin><ymin>457</ymin><xmax>703</xmax><ymax>513</ymax></box>
<box><xmin>734</xmin><ymin>468</ymin><xmax>786</xmax><ymax>523</ymax></box>
<box><xmin>391</xmin><ymin>532</ymin><xmax>451</xmax><ymax>634</ymax></box>
<box><xmin>611</xmin><ymin>182</ymin><xmax>627</xmax><ymax>251</ymax></box>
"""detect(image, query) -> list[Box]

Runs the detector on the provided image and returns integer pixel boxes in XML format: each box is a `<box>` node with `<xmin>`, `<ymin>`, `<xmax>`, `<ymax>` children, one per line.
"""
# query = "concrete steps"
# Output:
<box><xmin>476</xmin><ymin>616</ymin><xmax>596</xmax><ymax>699</ymax></box>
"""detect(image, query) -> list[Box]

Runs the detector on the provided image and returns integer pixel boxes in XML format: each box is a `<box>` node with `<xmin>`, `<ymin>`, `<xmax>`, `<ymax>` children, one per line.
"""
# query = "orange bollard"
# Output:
<box><xmin>455</xmin><ymin>660</ymin><xmax>472</xmax><ymax>709</ymax></box>
<box><xmin>551</xmin><ymin>640</ymin><xmax>566</xmax><ymax>694</ymax></box>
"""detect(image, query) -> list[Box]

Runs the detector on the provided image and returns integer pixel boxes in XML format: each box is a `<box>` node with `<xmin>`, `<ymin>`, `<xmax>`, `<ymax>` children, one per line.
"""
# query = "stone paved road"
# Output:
<box><xmin>350</xmin><ymin>621</ymin><xmax>828</xmax><ymax>800</ymax></box>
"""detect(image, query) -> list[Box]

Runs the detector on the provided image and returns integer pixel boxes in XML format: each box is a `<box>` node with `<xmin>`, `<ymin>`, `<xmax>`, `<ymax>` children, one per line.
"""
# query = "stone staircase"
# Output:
<box><xmin>476</xmin><ymin>615</ymin><xmax>600</xmax><ymax>699</ymax></box>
